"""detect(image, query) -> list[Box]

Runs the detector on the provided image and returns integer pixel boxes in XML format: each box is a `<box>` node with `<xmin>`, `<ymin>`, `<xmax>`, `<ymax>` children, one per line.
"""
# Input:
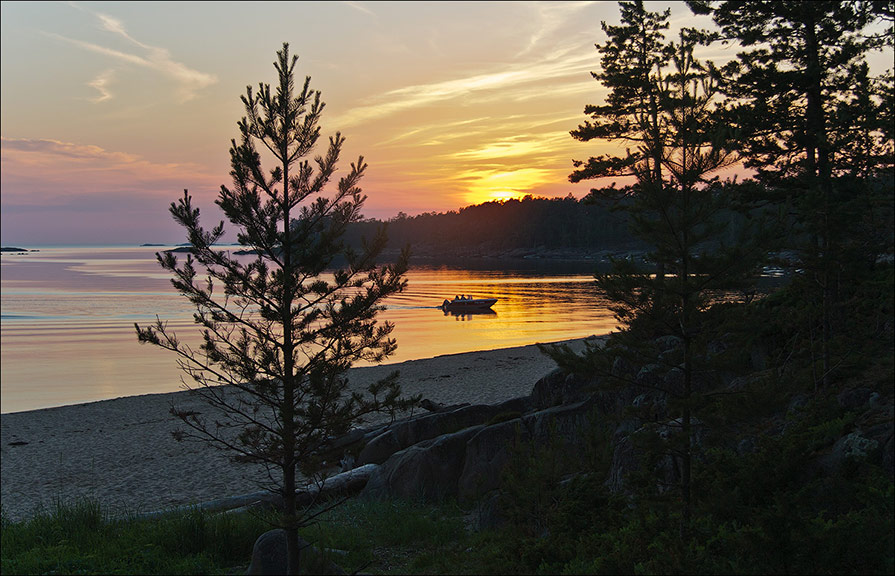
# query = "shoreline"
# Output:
<box><xmin>0</xmin><ymin>336</ymin><xmax>599</xmax><ymax>522</ymax></box>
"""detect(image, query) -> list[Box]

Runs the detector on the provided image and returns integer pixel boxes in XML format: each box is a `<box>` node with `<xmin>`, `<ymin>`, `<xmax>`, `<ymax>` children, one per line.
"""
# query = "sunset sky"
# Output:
<box><xmin>1</xmin><ymin>2</ymin><xmax>891</xmax><ymax>245</ymax></box>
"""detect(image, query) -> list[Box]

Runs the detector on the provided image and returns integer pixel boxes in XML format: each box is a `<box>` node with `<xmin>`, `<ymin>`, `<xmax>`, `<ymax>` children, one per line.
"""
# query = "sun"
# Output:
<box><xmin>461</xmin><ymin>168</ymin><xmax>552</xmax><ymax>206</ymax></box>
<box><xmin>486</xmin><ymin>190</ymin><xmax>525</xmax><ymax>203</ymax></box>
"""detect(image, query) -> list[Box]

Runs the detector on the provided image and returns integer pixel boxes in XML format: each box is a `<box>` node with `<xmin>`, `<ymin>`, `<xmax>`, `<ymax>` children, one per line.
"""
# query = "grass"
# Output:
<box><xmin>1</xmin><ymin>498</ymin><xmax>273</xmax><ymax>575</ymax></box>
<box><xmin>0</xmin><ymin>496</ymin><xmax>493</xmax><ymax>575</ymax></box>
<box><xmin>4</xmin><ymin>460</ymin><xmax>892</xmax><ymax>575</ymax></box>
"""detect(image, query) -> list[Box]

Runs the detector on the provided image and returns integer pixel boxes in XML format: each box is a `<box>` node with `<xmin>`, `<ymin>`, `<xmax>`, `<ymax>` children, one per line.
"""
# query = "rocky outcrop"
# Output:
<box><xmin>458</xmin><ymin>396</ymin><xmax>599</xmax><ymax>500</ymax></box>
<box><xmin>334</xmin><ymin>341</ymin><xmax>894</xmax><ymax>522</ymax></box>
<box><xmin>357</xmin><ymin>396</ymin><xmax>533</xmax><ymax>466</ymax></box>
<box><xmin>358</xmin><ymin>391</ymin><xmax>604</xmax><ymax>504</ymax></box>
<box><xmin>362</xmin><ymin>425</ymin><xmax>486</xmax><ymax>501</ymax></box>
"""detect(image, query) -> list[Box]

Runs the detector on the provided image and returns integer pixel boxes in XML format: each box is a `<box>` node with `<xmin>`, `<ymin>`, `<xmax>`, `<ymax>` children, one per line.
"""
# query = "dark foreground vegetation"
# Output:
<box><xmin>3</xmin><ymin>324</ymin><xmax>892</xmax><ymax>573</ymax></box>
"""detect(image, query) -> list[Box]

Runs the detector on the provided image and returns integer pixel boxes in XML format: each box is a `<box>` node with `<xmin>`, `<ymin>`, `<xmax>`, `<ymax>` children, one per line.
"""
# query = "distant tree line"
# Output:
<box><xmin>348</xmin><ymin>195</ymin><xmax>637</xmax><ymax>257</ymax></box>
<box><xmin>344</xmin><ymin>191</ymin><xmax>769</xmax><ymax>261</ymax></box>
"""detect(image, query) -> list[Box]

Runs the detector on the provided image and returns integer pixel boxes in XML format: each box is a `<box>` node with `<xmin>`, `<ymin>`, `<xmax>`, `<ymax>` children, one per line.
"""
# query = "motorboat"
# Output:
<box><xmin>441</xmin><ymin>296</ymin><xmax>498</xmax><ymax>312</ymax></box>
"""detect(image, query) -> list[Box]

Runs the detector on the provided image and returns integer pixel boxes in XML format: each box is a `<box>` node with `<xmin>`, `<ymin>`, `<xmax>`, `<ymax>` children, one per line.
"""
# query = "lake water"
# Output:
<box><xmin>1</xmin><ymin>246</ymin><xmax>616</xmax><ymax>413</ymax></box>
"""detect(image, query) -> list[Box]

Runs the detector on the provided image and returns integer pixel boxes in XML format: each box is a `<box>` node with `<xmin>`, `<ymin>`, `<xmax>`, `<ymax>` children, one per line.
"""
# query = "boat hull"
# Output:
<box><xmin>441</xmin><ymin>298</ymin><xmax>497</xmax><ymax>311</ymax></box>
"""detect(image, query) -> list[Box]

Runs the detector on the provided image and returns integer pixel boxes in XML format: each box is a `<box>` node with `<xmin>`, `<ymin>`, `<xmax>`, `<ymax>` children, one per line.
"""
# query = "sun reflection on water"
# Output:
<box><xmin>1</xmin><ymin>247</ymin><xmax>614</xmax><ymax>412</ymax></box>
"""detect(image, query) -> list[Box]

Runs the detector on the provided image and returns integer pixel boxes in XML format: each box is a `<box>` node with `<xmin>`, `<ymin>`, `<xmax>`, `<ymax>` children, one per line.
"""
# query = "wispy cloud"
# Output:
<box><xmin>1</xmin><ymin>137</ymin><xmax>216</xmax><ymax>204</ymax></box>
<box><xmin>333</xmin><ymin>48</ymin><xmax>593</xmax><ymax>129</ymax></box>
<box><xmin>87</xmin><ymin>69</ymin><xmax>115</xmax><ymax>103</ymax></box>
<box><xmin>342</xmin><ymin>1</ymin><xmax>376</xmax><ymax>16</ymax></box>
<box><xmin>50</xmin><ymin>4</ymin><xmax>217</xmax><ymax>102</ymax></box>
<box><xmin>372</xmin><ymin>112</ymin><xmax>584</xmax><ymax>156</ymax></box>
<box><xmin>521</xmin><ymin>1</ymin><xmax>595</xmax><ymax>56</ymax></box>
<box><xmin>445</xmin><ymin>132</ymin><xmax>571</xmax><ymax>162</ymax></box>
<box><xmin>2</xmin><ymin>137</ymin><xmax>139</xmax><ymax>161</ymax></box>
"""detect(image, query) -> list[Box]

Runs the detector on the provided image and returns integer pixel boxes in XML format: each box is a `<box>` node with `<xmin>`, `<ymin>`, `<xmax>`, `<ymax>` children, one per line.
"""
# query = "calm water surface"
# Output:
<box><xmin>1</xmin><ymin>246</ymin><xmax>615</xmax><ymax>413</ymax></box>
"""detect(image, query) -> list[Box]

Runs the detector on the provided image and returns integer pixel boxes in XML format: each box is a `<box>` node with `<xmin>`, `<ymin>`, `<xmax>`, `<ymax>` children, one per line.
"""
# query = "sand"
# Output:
<box><xmin>0</xmin><ymin>337</ymin><xmax>595</xmax><ymax>522</ymax></box>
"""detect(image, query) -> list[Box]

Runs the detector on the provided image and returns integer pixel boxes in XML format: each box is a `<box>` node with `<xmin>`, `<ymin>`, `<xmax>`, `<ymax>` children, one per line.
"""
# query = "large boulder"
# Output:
<box><xmin>361</xmin><ymin>425</ymin><xmax>485</xmax><ymax>501</ymax></box>
<box><xmin>246</xmin><ymin>529</ymin><xmax>345</xmax><ymax>575</ymax></box>
<box><xmin>457</xmin><ymin>419</ymin><xmax>524</xmax><ymax>500</ymax></box>
<box><xmin>458</xmin><ymin>396</ymin><xmax>599</xmax><ymax>501</ymax></box>
<box><xmin>530</xmin><ymin>368</ymin><xmax>598</xmax><ymax>410</ymax></box>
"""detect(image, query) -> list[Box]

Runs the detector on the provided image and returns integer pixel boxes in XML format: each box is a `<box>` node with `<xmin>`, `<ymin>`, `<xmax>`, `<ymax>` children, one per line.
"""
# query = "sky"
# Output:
<box><xmin>1</xmin><ymin>2</ymin><xmax>891</xmax><ymax>245</ymax></box>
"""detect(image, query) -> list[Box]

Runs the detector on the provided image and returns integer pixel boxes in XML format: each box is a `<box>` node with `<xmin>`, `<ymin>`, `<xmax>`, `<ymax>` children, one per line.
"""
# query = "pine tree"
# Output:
<box><xmin>136</xmin><ymin>43</ymin><xmax>413</xmax><ymax>574</ymax></box>
<box><xmin>687</xmin><ymin>0</ymin><xmax>895</xmax><ymax>387</ymax></box>
<box><xmin>544</xmin><ymin>1</ymin><xmax>767</xmax><ymax>543</ymax></box>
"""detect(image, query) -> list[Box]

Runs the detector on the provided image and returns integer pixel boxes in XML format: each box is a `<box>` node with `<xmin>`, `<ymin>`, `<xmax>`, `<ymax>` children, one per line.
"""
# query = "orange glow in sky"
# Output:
<box><xmin>2</xmin><ymin>2</ymin><xmax>891</xmax><ymax>245</ymax></box>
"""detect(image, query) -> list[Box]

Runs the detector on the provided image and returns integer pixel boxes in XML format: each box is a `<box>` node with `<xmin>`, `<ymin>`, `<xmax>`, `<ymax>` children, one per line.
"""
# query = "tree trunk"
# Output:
<box><xmin>284</xmin><ymin>487</ymin><xmax>301</xmax><ymax>574</ymax></box>
<box><xmin>281</xmin><ymin>102</ymin><xmax>300</xmax><ymax>573</ymax></box>
<box><xmin>803</xmin><ymin>14</ymin><xmax>834</xmax><ymax>387</ymax></box>
<box><xmin>681</xmin><ymin>335</ymin><xmax>692</xmax><ymax>544</ymax></box>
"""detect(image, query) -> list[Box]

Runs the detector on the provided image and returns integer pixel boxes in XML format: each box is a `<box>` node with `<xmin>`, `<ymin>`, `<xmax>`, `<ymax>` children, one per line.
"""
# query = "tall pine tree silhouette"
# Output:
<box><xmin>136</xmin><ymin>43</ymin><xmax>414</xmax><ymax>574</ymax></box>
<box><xmin>688</xmin><ymin>0</ymin><xmax>895</xmax><ymax>388</ymax></box>
<box><xmin>544</xmin><ymin>0</ymin><xmax>766</xmax><ymax>543</ymax></box>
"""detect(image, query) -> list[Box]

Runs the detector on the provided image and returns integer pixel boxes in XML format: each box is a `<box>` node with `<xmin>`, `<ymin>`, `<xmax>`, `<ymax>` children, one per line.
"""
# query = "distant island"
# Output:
<box><xmin>1</xmin><ymin>247</ymin><xmax>37</xmax><ymax>253</ymax></box>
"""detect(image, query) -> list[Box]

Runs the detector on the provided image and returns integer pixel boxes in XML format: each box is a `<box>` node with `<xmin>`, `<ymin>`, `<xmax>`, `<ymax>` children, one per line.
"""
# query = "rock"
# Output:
<box><xmin>419</xmin><ymin>398</ymin><xmax>468</xmax><ymax>412</ymax></box>
<box><xmin>493</xmin><ymin>395</ymin><xmax>535</xmax><ymax>415</ymax></box>
<box><xmin>339</xmin><ymin>454</ymin><xmax>356</xmax><ymax>472</ymax></box>
<box><xmin>612</xmin><ymin>355</ymin><xmax>637</xmax><ymax>379</ymax></box>
<box><xmin>420</xmin><ymin>398</ymin><xmax>443</xmax><ymax>412</ymax></box>
<box><xmin>530</xmin><ymin>368</ymin><xmax>596</xmax><ymax>410</ymax></box>
<box><xmin>706</xmin><ymin>337</ymin><xmax>729</xmax><ymax>358</ymax></box>
<box><xmin>357</xmin><ymin>399</ymin><xmax>532</xmax><ymax>466</ymax></box>
<box><xmin>839</xmin><ymin>431</ymin><xmax>879</xmax><ymax>459</ymax></box>
<box><xmin>457</xmin><ymin>419</ymin><xmax>525</xmax><ymax>500</ymax></box>
<box><xmin>655</xmin><ymin>335</ymin><xmax>682</xmax><ymax>353</ymax></box>
<box><xmin>821</xmin><ymin>431</ymin><xmax>880</xmax><ymax>473</ymax></box>
<box><xmin>247</xmin><ymin>529</ymin><xmax>288</xmax><ymax>575</ymax></box>
<box><xmin>635</xmin><ymin>364</ymin><xmax>665</xmax><ymax>389</ymax></box>
<box><xmin>525</xmin><ymin>396</ymin><xmax>598</xmax><ymax>445</ymax></box>
<box><xmin>529</xmin><ymin>368</ymin><xmax>565</xmax><ymax>408</ymax></box>
<box><xmin>246</xmin><ymin>529</ymin><xmax>345</xmax><ymax>575</ymax></box>
<box><xmin>632</xmin><ymin>393</ymin><xmax>649</xmax><ymax>408</ymax></box>
<box><xmin>458</xmin><ymin>397</ymin><xmax>598</xmax><ymax>501</ymax></box>
<box><xmin>356</xmin><ymin>429</ymin><xmax>402</xmax><ymax>466</ymax></box>
<box><xmin>361</xmin><ymin>425</ymin><xmax>485</xmax><ymax>501</ymax></box>
<box><xmin>607</xmin><ymin>416</ymin><xmax>704</xmax><ymax>495</ymax></box>
<box><xmin>836</xmin><ymin>387</ymin><xmax>875</xmax><ymax>410</ymax></box>
<box><xmin>326</xmin><ymin>427</ymin><xmax>368</xmax><ymax>452</ymax></box>
<box><xmin>468</xmin><ymin>490</ymin><xmax>505</xmax><ymax>531</ymax></box>
<box><xmin>727</xmin><ymin>369</ymin><xmax>773</xmax><ymax>393</ymax></box>
<box><xmin>663</xmin><ymin>366</ymin><xmax>685</xmax><ymax>396</ymax></box>
<box><xmin>318</xmin><ymin>423</ymin><xmax>387</xmax><ymax>464</ymax></box>
<box><xmin>607</xmin><ymin>434</ymin><xmax>637</xmax><ymax>494</ymax></box>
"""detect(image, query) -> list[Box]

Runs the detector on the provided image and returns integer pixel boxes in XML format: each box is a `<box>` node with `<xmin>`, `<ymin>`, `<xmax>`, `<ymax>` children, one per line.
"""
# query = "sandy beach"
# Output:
<box><xmin>1</xmin><ymin>338</ymin><xmax>594</xmax><ymax>522</ymax></box>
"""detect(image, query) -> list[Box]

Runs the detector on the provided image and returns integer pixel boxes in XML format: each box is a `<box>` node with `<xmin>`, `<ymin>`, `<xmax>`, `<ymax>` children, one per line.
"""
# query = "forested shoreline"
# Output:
<box><xmin>347</xmin><ymin>191</ymin><xmax>771</xmax><ymax>264</ymax></box>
